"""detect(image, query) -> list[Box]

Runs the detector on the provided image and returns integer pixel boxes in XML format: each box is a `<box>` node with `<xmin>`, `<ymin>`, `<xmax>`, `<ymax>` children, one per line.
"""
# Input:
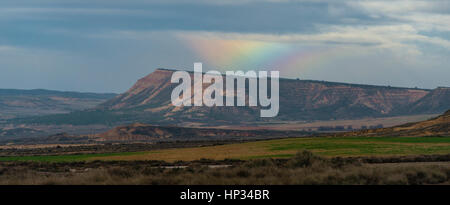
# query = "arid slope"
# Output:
<box><xmin>341</xmin><ymin>110</ymin><xmax>450</xmax><ymax>137</ymax></box>
<box><xmin>98</xmin><ymin>69</ymin><xmax>449</xmax><ymax>123</ymax></box>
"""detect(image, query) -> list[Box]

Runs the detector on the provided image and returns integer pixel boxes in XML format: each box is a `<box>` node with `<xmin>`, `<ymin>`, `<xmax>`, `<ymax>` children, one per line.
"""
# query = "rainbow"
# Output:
<box><xmin>177</xmin><ymin>34</ymin><xmax>353</xmax><ymax>78</ymax></box>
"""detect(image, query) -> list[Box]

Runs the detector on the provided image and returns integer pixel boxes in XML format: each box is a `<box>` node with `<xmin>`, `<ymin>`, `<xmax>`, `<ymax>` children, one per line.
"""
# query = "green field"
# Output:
<box><xmin>1</xmin><ymin>136</ymin><xmax>450</xmax><ymax>162</ymax></box>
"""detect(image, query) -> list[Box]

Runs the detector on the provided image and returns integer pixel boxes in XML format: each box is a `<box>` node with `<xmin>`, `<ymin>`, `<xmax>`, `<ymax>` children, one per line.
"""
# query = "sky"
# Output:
<box><xmin>0</xmin><ymin>0</ymin><xmax>449</xmax><ymax>93</ymax></box>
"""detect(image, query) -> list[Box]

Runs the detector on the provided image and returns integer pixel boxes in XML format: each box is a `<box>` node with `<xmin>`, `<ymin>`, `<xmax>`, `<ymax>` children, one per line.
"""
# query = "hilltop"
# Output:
<box><xmin>97</xmin><ymin>69</ymin><xmax>448</xmax><ymax>123</ymax></box>
<box><xmin>9</xmin><ymin>69</ymin><xmax>449</xmax><ymax>126</ymax></box>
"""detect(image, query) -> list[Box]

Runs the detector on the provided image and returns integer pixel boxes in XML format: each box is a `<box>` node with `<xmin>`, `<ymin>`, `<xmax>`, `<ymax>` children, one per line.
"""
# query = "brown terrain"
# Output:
<box><xmin>93</xmin><ymin>109</ymin><xmax>449</xmax><ymax>142</ymax></box>
<box><xmin>98</xmin><ymin>69</ymin><xmax>449</xmax><ymax>123</ymax></box>
<box><xmin>2</xmin><ymin>69</ymin><xmax>448</xmax><ymax>140</ymax></box>
<box><xmin>406</xmin><ymin>87</ymin><xmax>450</xmax><ymax>114</ymax></box>
<box><xmin>340</xmin><ymin>109</ymin><xmax>450</xmax><ymax>137</ymax></box>
<box><xmin>96</xmin><ymin>123</ymin><xmax>311</xmax><ymax>142</ymax></box>
<box><xmin>2</xmin><ymin>109</ymin><xmax>446</xmax><ymax>145</ymax></box>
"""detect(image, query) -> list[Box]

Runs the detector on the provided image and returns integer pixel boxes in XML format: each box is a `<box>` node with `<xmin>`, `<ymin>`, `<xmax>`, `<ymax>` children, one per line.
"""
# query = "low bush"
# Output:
<box><xmin>1</xmin><ymin>151</ymin><xmax>449</xmax><ymax>185</ymax></box>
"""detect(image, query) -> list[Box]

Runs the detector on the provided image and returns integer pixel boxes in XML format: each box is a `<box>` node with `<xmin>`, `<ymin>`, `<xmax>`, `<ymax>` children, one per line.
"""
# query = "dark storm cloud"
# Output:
<box><xmin>0</xmin><ymin>0</ymin><xmax>449</xmax><ymax>92</ymax></box>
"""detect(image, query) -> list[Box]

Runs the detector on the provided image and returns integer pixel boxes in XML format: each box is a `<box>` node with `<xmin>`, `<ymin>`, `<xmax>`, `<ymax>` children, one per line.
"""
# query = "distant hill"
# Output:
<box><xmin>403</xmin><ymin>87</ymin><xmax>450</xmax><ymax>114</ymax></box>
<box><xmin>96</xmin><ymin>109</ymin><xmax>450</xmax><ymax>142</ymax></box>
<box><xmin>341</xmin><ymin>109</ymin><xmax>450</xmax><ymax>137</ymax></box>
<box><xmin>0</xmin><ymin>89</ymin><xmax>116</xmax><ymax>119</ymax></box>
<box><xmin>97</xmin><ymin>123</ymin><xmax>311</xmax><ymax>142</ymax></box>
<box><xmin>11</xmin><ymin>69</ymin><xmax>449</xmax><ymax>126</ymax></box>
<box><xmin>97</xmin><ymin>69</ymin><xmax>448</xmax><ymax>123</ymax></box>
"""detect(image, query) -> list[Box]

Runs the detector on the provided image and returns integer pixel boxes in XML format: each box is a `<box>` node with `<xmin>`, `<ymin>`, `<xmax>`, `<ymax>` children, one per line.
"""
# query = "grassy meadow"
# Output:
<box><xmin>1</xmin><ymin>136</ymin><xmax>450</xmax><ymax>162</ymax></box>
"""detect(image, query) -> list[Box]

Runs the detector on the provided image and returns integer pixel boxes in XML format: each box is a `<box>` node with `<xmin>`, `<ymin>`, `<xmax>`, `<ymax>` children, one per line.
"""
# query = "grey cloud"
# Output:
<box><xmin>0</xmin><ymin>0</ymin><xmax>448</xmax><ymax>92</ymax></box>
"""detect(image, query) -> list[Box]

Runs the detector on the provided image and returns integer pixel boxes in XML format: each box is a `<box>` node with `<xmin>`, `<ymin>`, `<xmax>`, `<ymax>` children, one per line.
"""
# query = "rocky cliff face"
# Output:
<box><xmin>276</xmin><ymin>79</ymin><xmax>429</xmax><ymax>120</ymax></box>
<box><xmin>99</xmin><ymin>69</ymin><xmax>175</xmax><ymax>110</ymax></box>
<box><xmin>404</xmin><ymin>87</ymin><xmax>450</xmax><ymax>114</ymax></box>
<box><xmin>97</xmin><ymin>69</ymin><xmax>448</xmax><ymax>123</ymax></box>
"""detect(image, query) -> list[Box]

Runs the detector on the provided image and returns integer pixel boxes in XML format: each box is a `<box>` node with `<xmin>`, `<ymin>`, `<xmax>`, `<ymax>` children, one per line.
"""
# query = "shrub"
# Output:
<box><xmin>107</xmin><ymin>168</ymin><xmax>133</xmax><ymax>178</ymax></box>
<box><xmin>287</xmin><ymin>150</ymin><xmax>324</xmax><ymax>168</ymax></box>
<box><xmin>235</xmin><ymin>169</ymin><xmax>251</xmax><ymax>178</ymax></box>
<box><xmin>243</xmin><ymin>158</ymin><xmax>275</xmax><ymax>168</ymax></box>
